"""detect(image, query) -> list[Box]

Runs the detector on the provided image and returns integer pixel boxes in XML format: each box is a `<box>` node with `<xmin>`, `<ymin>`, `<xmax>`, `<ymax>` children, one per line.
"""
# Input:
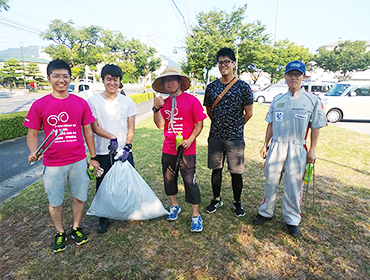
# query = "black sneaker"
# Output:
<box><xmin>53</xmin><ymin>232</ymin><xmax>67</xmax><ymax>253</ymax></box>
<box><xmin>97</xmin><ymin>217</ymin><xmax>109</xmax><ymax>233</ymax></box>
<box><xmin>287</xmin><ymin>225</ymin><xmax>301</xmax><ymax>238</ymax></box>
<box><xmin>70</xmin><ymin>226</ymin><xmax>88</xmax><ymax>245</ymax></box>
<box><xmin>233</xmin><ymin>201</ymin><xmax>245</xmax><ymax>217</ymax></box>
<box><xmin>205</xmin><ymin>198</ymin><xmax>223</xmax><ymax>213</ymax></box>
<box><xmin>252</xmin><ymin>214</ymin><xmax>273</xmax><ymax>225</ymax></box>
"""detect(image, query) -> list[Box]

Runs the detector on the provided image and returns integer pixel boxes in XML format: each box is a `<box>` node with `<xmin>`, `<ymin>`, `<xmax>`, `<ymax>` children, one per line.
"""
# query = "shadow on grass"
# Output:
<box><xmin>0</xmin><ymin>118</ymin><xmax>370</xmax><ymax>279</ymax></box>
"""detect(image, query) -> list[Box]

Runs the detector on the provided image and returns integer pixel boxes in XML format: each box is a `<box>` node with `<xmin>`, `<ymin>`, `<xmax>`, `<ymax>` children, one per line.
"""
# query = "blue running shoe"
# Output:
<box><xmin>167</xmin><ymin>205</ymin><xmax>181</xmax><ymax>221</ymax></box>
<box><xmin>191</xmin><ymin>215</ymin><xmax>203</xmax><ymax>232</ymax></box>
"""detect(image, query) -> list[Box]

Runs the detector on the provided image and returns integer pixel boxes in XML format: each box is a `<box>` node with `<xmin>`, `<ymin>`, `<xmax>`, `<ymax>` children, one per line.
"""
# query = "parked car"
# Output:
<box><xmin>249</xmin><ymin>84</ymin><xmax>261</xmax><ymax>92</ymax></box>
<box><xmin>320</xmin><ymin>81</ymin><xmax>370</xmax><ymax>123</ymax></box>
<box><xmin>253</xmin><ymin>84</ymin><xmax>288</xmax><ymax>103</ymax></box>
<box><xmin>302</xmin><ymin>82</ymin><xmax>335</xmax><ymax>96</ymax></box>
<box><xmin>68</xmin><ymin>82</ymin><xmax>94</xmax><ymax>100</ymax></box>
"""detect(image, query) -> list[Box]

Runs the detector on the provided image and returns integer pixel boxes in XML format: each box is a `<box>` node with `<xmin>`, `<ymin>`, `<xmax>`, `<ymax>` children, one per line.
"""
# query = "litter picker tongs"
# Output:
<box><xmin>29</xmin><ymin>129</ymin><xmax>64</xmax><ymax>165</ymax></box>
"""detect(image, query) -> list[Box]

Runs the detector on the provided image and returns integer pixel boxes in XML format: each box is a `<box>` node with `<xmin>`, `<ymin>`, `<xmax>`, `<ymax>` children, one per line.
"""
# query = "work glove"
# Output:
<box><xmin>108</xmin><ymin>138</ymin><xmax>118</xmax><ymax>154</ymax></box>
<box><xmin>114</xmin><ymin>147</ymin><xmax>131</xmax><ymax>162</ymax></box>
<box><xmin>96</xmin><ymin>167</ymin><xmax>104</xmax><ymax>177</ymax></box>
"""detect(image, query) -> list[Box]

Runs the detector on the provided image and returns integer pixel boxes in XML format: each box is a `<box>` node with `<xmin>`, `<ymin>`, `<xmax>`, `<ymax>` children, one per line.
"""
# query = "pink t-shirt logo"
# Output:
<box><xmin>47</xmin><ymin>111</ymin><xmax>69</xmax><ymax>126</ymax></box>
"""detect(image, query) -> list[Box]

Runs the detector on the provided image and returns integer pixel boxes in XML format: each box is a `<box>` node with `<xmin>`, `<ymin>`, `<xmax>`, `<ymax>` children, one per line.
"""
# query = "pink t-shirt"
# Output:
<box><xmin>160</xmin><ymin>92</ymin><xmax>207</xmax><ymax>156</ymax></box>
<box><xmin>23</xmin><ymin>94</ymin><xmax>95</xmax><ymax>166</ymax></box>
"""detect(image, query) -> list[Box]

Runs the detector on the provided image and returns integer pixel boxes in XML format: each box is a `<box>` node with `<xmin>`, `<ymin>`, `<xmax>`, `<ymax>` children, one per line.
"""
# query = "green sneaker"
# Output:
<box><xmin>53</xmin><ymin>232</ymin><xmax>67</xmax><ymax>253</ymax></box>
<box><xmin>70</xmin><ymin>226</ymin><xmax>88</xmax><ymax>245</ymax></box>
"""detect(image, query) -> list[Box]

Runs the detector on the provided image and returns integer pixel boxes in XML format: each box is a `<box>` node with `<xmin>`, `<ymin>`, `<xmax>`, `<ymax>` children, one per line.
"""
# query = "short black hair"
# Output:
<box><xmin>216</xmin><ymin>47</ymin><xmax>236</xmax><ymax>62</ymax></box>
<box><xmin>47</xmin><ymin>59</ymin><xmax>71</xmax><ymax>77</ymax></box>
<box><xmin>101</xmin><ymin>64</ymin><xmax>123</xmax><ymax>81</ymax></box>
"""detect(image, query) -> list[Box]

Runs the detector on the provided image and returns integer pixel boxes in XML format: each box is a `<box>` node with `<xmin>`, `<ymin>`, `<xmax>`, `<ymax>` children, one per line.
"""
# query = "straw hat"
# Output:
<box><xmin>152</xmin><ymin>67</ymin><xmax>190</xmax><ymax>93</ymax></box>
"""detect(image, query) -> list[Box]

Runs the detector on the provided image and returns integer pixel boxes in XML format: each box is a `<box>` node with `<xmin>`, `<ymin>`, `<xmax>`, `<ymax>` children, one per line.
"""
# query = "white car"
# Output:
<box><xmin>320</xmin><ymin>81</ymin><xmax>370</xmax><ymax>123</ymax></box>
<box><xmin>253</xmin><ymin>84</ymin><xmax>288</xmax><ymax>103</ymax></box>
<box><xmin>302</xmin><ymin>82</ymin><xmax>335</xmax><ymax>96</ymax></box>
<box><xmin>68</xmin><ymin>83</ymin><xmax>94</xmax><ymax>100</ymax></box>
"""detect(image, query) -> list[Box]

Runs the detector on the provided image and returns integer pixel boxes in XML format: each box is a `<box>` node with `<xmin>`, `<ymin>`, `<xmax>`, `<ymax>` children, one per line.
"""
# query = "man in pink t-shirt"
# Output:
<box><xmin>23</xmin><ymin>59</ymin><xmax>100</xmax><ymax>253</ymax></box>
<box><xmin>152</xmin><ymin>67</ymin><xmax>207</xmax><ymax>232</ymax></box>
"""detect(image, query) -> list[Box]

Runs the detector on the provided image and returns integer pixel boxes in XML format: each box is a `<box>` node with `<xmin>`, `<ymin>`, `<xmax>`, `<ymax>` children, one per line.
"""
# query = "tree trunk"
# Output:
<box><xmin>192</xmin><ymin>76</ymin><xmax>195</xmax><ymax>95</ymax></box>
<box><xmin>143</xmin><ymin>73</ymin><xmax>147</xmax><ymax>93</ymax></box>
<box><xmin>74</xmin><ymin>76</ymin><xmax>79</xmax><ymax>95</ymax></box>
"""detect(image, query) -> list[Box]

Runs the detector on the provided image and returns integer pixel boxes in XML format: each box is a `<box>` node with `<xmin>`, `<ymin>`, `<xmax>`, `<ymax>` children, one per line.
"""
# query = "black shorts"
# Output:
<box><xmin>161</xmin><ymin>153</ymin><xmax>201</xmax><ymax>205</ymax></box>
<box><xmin>207</xmin><ymin>136</ymin><xmax>245</xmax><ymax>174</ymax></box>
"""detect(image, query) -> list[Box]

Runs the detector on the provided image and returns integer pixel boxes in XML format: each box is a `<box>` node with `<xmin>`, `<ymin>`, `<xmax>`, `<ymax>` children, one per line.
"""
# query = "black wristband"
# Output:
<box><xmin>91</xmin><ymin>156</ymin><xmax>98</xmax><ymax>161</ymax></box>
<box><xmin>125</xmin><ymin>143</ymin><xmax>132</xmax><ymax>149</ymax></box>
<box><xmin>152</xmin><ymin>106</ymin><xmax>160</xmax><ymax>113</ymax></box>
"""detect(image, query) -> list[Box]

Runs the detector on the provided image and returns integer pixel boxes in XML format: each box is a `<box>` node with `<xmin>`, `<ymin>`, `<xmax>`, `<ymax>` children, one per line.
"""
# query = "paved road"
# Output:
<box><xmin>0</xmin><ymin>100</ymin><xmax>153</xmax><ymax>204</ymax></box>
<box><xmin>332</xmin><ymin>120</ymin><xmax>370</xmax><ymax>136</ymax></box>
<box><xmin>0</xmin><ymin>87</ymin><xmax>148</xmax><ymax>115</ymax></box>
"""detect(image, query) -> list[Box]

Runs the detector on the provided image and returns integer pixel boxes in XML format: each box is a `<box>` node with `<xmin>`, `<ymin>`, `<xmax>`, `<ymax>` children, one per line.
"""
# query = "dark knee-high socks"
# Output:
<box><xmin>211</xmin><ymin>168</ymin><xmax>222</xmax><ymax>198</ymax></box>
<box><xmin>231</xmin><ymin>173</ymin><xmax>243</xmax><ymax>202</ymax></box>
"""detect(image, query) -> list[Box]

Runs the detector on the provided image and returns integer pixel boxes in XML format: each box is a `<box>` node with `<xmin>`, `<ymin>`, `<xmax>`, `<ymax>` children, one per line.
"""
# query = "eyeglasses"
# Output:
<box><xmin>163</xmin><ymin>76</ymin><xmax>179</xmax><ymax>83</ymax></box>
<box><xmin>286</xmin><ymin>72</ymin><xmax>303</xmax><ymax>77</ymax></box>
<box><xmin>217</xmin><ymin>60</ymin><xmax>234</xmax><ymax>66</ymax></box>
<box><xmin>50</xmin><ymin>75</ymin><xmax>70</xmax><ymax>80</ymax></box>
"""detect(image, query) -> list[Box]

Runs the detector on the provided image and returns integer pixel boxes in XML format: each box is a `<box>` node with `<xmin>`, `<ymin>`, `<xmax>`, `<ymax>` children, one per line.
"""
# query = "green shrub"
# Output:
<box><xmin>128</xmin><ymin>93</ymin><xmax>149</xmax><ymax>104</ymax></box>
<box><xmin>147</xmin><ymin>92</ymin><xmax>154</xmax><ymax>100</ymax></box>
<box><xmin>0</xmin><ymin>112</ymin><xmax>29</xmax><ymax>142</ymax></box>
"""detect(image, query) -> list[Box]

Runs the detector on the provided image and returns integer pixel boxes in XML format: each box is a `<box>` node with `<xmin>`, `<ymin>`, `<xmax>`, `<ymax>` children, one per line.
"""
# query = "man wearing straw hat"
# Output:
<box><xmin>152</xmin><ymin>67</ymin><xmax>207</xmax><ymax>232</ymax></box>
<box><xmin>252</xmin><ymin>60</ymin><xmax>327</xmax><ymax>237</ymax></box>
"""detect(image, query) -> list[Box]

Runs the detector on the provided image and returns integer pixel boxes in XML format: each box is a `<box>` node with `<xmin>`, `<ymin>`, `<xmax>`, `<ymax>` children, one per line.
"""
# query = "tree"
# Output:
<box><xmin>40</xmin><ymin>19</ymin><xmax>104</xmax><ymax>89</ymax></box>
<box><xmin>184</xmin><ymin>5</ymin><xmax>247</xmax><ymax>85</ymax></box>
<box><xmin>0</xmin><ymin>58</ymin><xmax>23</xmax><ymax>87</ymax></box>
<box><xmin>24</xmin><ymin>62</ymin><xmax>45</xmax><ymax>84</ymax></box>
<box><xmin>259</xmin><ymin>40</ymin><xmax>312</xmax><ymax>84</ymax></box>
<box><xmin>133</xmin><ymin>44</ymin><xmax>161</xmax><ymax>92</ymax></box>
<box><xmin>236</xmin><ymin>20</ymin><xmax>271</xmax><ymax>84</ymax></box>
<box><xmin>0</xmin><ymin>0</ymin><xmax>10</xmax><ymax>12</ymax></box>
<box><xmin>314</xmin><ymin>40</ymin><xmax>370</xmax><ymax>81</ymax></box>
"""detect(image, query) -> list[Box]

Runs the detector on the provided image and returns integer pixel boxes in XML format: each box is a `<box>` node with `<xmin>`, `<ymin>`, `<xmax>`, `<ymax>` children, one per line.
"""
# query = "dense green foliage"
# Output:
<box><xmin>40</xmin><ymin>21</ymin><xmax>161</xmax><ymax>86</ymax></box>
<box><xmin>0</xmin><ymin>111</ymin><xmax>28</xmax><ymax>141</ymax></box>
<box><xmin>314</xmin><ymin>40</ymin><xmax>370</xmax><ymax>81</ymax></box>
<box><xmin>183</xmin><ymin>5</ymin><xmax>312</xmax><ymax>84</ymax></box>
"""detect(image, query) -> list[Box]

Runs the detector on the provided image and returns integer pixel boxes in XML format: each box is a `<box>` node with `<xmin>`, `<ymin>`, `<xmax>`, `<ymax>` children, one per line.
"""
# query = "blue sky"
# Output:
<box><xmin>0</xmin><ymin>0</ymin><xmax>369</xmax><ymax>62</ymax></box>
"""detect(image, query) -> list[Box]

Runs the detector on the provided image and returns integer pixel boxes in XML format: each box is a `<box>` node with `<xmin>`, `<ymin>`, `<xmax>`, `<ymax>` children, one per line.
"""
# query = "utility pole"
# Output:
<box><xmin>274</xmin><ymin>0</ymin><xmax>281</xmax><ymax>45</ymax></box>
<box><xmin>188</xmin><ymin>0</ymin><xmax>191</xmax><ymax>37</ymax></box>
<box><xmin>19</xmin><ymin>42</ymin><xmax>26</xmax><ymax>89</ymax></box>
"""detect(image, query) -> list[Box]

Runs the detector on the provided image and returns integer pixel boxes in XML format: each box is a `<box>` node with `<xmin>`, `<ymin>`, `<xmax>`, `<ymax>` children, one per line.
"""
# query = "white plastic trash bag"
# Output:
<box><xmin>87</xmin><ymin>161</ymin><xmax>169</xmax><ymax>220</ymax></box>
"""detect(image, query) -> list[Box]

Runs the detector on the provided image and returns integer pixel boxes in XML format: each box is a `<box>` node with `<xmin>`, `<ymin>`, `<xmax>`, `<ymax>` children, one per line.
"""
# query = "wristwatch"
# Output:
<box><xmin>152</xmin><ymin>107</ymin><xmax>160</xmax><ymax>113</ymax></box>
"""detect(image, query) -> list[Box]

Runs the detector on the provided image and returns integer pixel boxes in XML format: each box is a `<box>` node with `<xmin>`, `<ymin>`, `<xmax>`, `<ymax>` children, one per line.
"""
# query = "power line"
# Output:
<box><xmin>9</xmin><ymin>11</ymin><xmax>48</xmax><ymax>26</ymax></box>
<box><xmin>64</xmin><ymin>0</ymin><xmax>137</xmax><ymax>36</ymax></box>
<box><xmin>0</xmin><ymin>16</ymin><xmax>42</xmax><ymax>35</ymax></box>
<box><xmin>169</xmin><ymin>0</ymin><xmax>187</xmax><ymax>34</ymax></box>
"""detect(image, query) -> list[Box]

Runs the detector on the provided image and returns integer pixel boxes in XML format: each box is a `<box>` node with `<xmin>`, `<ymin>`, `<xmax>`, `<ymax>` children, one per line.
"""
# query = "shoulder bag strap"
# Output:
<box><xmin>211</xmin><ymin>77</ymin><xmax>239</xmax><ymax>110</ymax></box>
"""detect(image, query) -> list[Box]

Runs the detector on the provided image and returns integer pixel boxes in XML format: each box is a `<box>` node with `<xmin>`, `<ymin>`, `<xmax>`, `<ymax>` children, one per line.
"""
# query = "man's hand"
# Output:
<box><xmin>108</xmin><ymin>138</ymin><xmax>118</xmax><ymax>153</ymax></box>
<box><xmin>89</xmin><ymin>159</ymin><xmax>100</xmax><ymax>173</ymax></box>
<box><xmin>260</xmin><ymin>145</ymin><xmax>268</xmax><ymax>159</ymax></box>
<box><xmin>307</xmin><ymin>149</ymin><xmax>316</xmax><ymax>164</ymax></box>
<box><xmin>28</xmin><ymin>152</ymin><xmax>43</xmax><ymax>163</ymax></box>
<box><xmin>181</xmin><ymin>139</ymin><xmax>192</xmax><ymax>149</ymax></box>
<box><xmin>153</xmin><ymin>94</ymin><xmax>164</xmax><ymax>109</ymax></box>
<box><xmin>115</xmin><ymin>147</ymin><xmax>131</xmax><ymax>162</ymax></box>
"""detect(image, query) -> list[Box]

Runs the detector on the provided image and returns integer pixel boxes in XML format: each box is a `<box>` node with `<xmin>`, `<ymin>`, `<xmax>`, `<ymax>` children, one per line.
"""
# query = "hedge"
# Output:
<box><xmin>0</xmin><ymin>111</ymin><xmax>29</xmax><ymax>142</ymax></box>
<box><xmin>0</xmin><ymin>92</ymin><xmax>155</xmax><ymax>142</ymax></box>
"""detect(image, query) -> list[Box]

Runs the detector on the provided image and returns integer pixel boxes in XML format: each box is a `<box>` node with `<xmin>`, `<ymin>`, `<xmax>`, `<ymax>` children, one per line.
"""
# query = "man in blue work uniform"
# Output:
<box><xmin>252</xmin><ymin>60</ymin><xmax>327</xmax><ymax>237</ymax></box>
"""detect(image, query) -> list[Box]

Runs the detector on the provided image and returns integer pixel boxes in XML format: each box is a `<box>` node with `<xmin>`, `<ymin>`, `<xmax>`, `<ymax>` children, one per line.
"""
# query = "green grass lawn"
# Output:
<box><xmin>1</xmin><ymin>101</ymin><xmax>369</xmax><ymax>279</ymax></box>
